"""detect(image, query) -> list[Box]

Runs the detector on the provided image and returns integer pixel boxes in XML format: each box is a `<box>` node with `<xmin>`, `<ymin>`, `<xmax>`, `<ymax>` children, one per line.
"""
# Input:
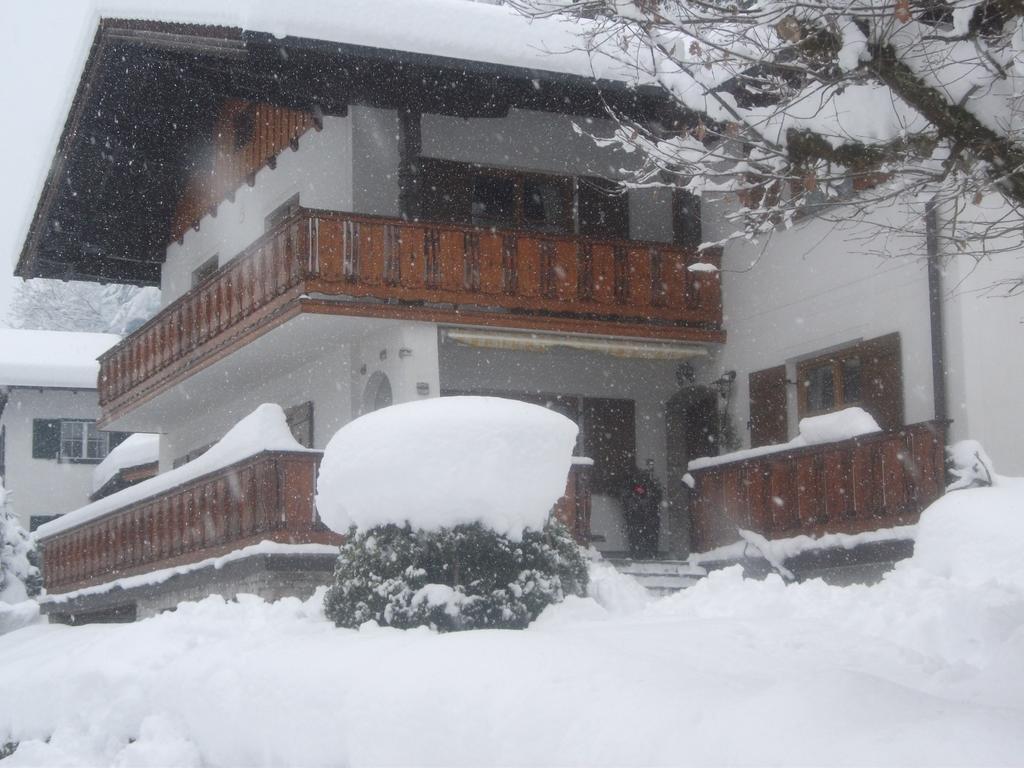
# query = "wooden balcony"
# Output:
<box><xmin>38</xmin><ymin>457</ymin><xmax>592</xmax><ymax>595</ymax></box>
<box><xmin>689</xmin><ymin>421</ymin><xmax>947</xmax><ymax>553</ymax></box>
<box><xmin>38</xmin><ymin>451</ymin><xmax>335</xmax><ymax>593</ymax></box>
<box><xmin>97</xmin><ymin>208</ymin><xmax>724</xmax><ymax>423</ymax></box>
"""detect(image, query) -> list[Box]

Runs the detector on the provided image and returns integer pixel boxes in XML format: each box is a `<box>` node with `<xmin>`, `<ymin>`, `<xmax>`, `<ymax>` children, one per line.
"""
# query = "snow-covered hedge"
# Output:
<box><xmin>324</xmin><ymin>519</ymin><xmax>588</xmax><ymax>632</ymax></box>
<box><xmin>316</xmin><ymin>396</ymin><xmax>578</xmax><ymax>540</ymax></box>
<box><xmin>318</xmin><ymin>396</ymin><xmax>588</xmax><ymax>631</ymax></box>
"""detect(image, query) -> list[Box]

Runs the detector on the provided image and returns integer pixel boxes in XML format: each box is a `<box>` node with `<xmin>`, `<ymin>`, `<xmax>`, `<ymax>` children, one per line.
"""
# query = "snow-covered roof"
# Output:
<box><xmin>36</xmin><ymin>404</ymin><xmax>316</xmax><ymax>540</ymax></box>
<box><xmin>19</xmin><ymin>3</ymin><xmax>672</xmax><ymax>286</ymax></box>
<box><xmin>0</xmin><ymin>329</ymin><xmax>120</xmax><ymax>390</ymax></box>
<box><xmin>91</xmin><ymin>433</ymin><xmax>160</xmax><ymax>494</ymax></box>
<box><xmin>94</xmin><ymin>0</ymin><xmax>645</xmax><ymax>85</ymax></box>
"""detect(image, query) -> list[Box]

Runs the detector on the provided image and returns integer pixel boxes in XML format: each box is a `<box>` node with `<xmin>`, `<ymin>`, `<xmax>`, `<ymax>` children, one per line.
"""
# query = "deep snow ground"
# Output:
<box><xmin>2</xmin><ymin>482</ymin><xmax>1023</xmax><ymax>767</ymax></box>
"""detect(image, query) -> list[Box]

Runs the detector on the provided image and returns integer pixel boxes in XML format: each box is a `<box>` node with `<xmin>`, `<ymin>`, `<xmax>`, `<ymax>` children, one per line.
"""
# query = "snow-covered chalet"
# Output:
<box><xmin>15</xmin><ymin>4</ymin><xmax>1020</xmax><ymax>622</ymax></box>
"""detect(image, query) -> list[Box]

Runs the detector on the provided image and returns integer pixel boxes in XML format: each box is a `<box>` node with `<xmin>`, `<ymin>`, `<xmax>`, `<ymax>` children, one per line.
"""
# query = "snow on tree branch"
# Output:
<box><xmin>512</xmin><ymin>0</ymin><xmax>1024</xmax><ymax>285</ymax></box>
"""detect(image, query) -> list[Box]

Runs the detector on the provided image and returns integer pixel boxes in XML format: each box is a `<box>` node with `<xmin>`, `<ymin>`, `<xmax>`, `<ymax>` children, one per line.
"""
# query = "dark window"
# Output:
<box><xmin>521</xmin><ymin>176</ymin><xmax>570</xmax><ymax>232</ymax></box>
<box><xmin>32</xmin><ymin>419</ymin><xmax>116</xmax><ymax>463</ymax></box>
<box><xmin>471</xmin><ymin>175</ymin><xmax>516</xmax><ymax>228</ymax></box>
<box><xmin>796</xmin><ymin>333</ymin><xmax>902</xmax><ymax>430</ymax></box>
<box><xmin>578</xmin><ymin>177</ymin><xmax>629</xmax><ymax>240</ymax></box>
<box><xmin>420</xmin><ymin>159</ymin><xmax>575</xmax><ymax>234</ymax></box>
<box><xmin>581</xmin><ymin>397</ymin><xmax>636</xmax><ymax>495</ymax></box>
<box><xmin>191</xmin><ymin>255</ymin><xmax>219</xmax><ymax>288</ymax></box>
<box><xmin>804</xmin><ymin>363</ymin><xmax>836</xmax><ymax>413</ymax></box>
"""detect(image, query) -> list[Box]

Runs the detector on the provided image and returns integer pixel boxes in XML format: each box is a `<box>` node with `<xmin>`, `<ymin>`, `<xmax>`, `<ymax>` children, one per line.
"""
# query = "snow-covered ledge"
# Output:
<box><xmin>36</xmin><ymin>405</ymin><xmax>335</xmax><ymax>595</ymax></box>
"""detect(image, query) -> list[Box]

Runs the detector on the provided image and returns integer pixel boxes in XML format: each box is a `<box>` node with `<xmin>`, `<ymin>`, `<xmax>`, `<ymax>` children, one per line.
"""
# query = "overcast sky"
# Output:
<box><xmin>0</xmin><ymin>1</ymin><xmax>96</xmax><ymax>323</ymax></box>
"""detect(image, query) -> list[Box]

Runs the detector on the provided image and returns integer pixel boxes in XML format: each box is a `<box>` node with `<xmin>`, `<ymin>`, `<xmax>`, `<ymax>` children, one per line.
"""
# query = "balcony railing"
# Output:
<box><xmin>688</xmin><ymin>421</ymin><xmax>947</xmax><ymax>553</ymax></box>
<box><xmin>98</xmin><ymin>208</ymin><xmax>723</xmax><ymax>421</ymax></box>
<box><xmin>38</xmin><ymin>451</ymin><xmax>334</xmax><ymax>593</ymax></box>
<box><xmin>39</xmin><ymin>457</ymin><xmax>593</xmax><ymax>594</ymax></box>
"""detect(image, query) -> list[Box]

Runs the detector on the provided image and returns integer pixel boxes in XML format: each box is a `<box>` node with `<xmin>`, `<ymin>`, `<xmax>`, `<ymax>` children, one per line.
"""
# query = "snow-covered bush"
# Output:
<box><xmin>316</xmin><ymin>396</ymin><xmax>579</xmax><ymax>540</ymax></box>
<box><xmin>0</xmin><ymin>481</ymin><xmax>39</xmax><ymax>604</ymax></box>
<box><xmin>318</xmin><ymin>396</ymin><xmax>588</xmax><ymax>632</ymax></box>
<box><xmin>947</xmin><ymin>440</ymin><xmax>996</xmax><ymax>490</ymax></box>
<box><xmin>324</xmin><ymin>519</ymin><xmax>588</xmax><ymax>632</ymax></box>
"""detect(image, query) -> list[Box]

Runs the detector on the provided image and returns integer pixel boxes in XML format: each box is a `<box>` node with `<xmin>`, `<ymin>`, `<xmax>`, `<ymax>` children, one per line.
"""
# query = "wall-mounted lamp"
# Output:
<box><xmin>714</xmin><ymin>370</ymin><xmax>737</xmax><ymax>398</ymax></box>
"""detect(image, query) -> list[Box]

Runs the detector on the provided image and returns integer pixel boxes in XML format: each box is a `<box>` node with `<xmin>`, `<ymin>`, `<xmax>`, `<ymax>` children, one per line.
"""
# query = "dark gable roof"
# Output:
<box><xmin>17</xmin><ymin>19</ymin><xmax>678</xmax><ymax>286</ymax></box>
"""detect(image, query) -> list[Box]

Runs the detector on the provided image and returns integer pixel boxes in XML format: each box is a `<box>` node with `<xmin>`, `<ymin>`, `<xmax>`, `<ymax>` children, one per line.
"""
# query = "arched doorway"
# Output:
<box><xmin>362</xmin><ymin>371</ymin><xmax>393</xmax><ymax>414</ymax></box>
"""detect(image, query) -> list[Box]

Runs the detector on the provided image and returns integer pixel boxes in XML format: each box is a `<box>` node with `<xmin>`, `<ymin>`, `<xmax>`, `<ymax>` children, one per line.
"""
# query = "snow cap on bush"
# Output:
<box><xmin>316</xmin><ymin>396</ymin><xmax>578</xmax><ymax>540</ymax></box>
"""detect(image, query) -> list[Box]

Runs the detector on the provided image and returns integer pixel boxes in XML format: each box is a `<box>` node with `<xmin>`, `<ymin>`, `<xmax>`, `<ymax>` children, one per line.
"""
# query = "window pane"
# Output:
<box><xmin>60</xmin><ymin>427</ymin><xmax>83</xmax><ymax>459</ymax></box>
<box><xmin>842</xmin><ymin>357</ymin><xmax>861</xmax><ymax>404</ymax></box>
<box><xmin>805</xmin><ymin>365</ymin><xmax>835</xmax><ymax>412</ymax></box>
<box><xmin>522</xmin><ymin>178</ymin><xmax>567</xmax><ymax>231</ymax></box>
<box><xmin>86</xmin><ymin>424</ymin><xmax>108</xmax><ymax>459</ymax></box>
<box><xmin>471</xmin><ymin>175</ymin><xmax>515</xmax><ymax>227</ymax></box>
<box><xmin>60</xmin><ymin>421</ymin><xmax>84</xmax><ymax>458</ymax></box>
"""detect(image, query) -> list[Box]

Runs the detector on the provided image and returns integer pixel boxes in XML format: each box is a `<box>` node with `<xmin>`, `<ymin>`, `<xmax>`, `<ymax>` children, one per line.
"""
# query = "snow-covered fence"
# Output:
<box><xmin>37</xmin><ymin>450</ymin><xmax>333</xmax><ymax>593</ymax></box>
<box><xmin>97</xmin><ymin>207</ymin><xmax>724</xmax><ymax>423</ymax></box>
<box><xmin>689</xmin><ymin>421</ymin><xmax>947</xmax><ymax>551</ymax></box>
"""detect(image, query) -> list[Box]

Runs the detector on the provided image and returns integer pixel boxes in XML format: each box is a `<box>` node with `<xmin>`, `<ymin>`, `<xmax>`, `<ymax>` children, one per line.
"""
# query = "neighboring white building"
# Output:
<box><xmin>0</xmin><ymin>329</ymin><xmax>125</xmax><ymax>531</ymax></box>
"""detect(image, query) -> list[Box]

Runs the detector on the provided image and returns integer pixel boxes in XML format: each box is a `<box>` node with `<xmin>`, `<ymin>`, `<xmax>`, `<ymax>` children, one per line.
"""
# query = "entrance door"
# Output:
<box><xmin>665</xmin><ymin>387</ymin><xmax>718</xmax><ymax>555</ymax></box>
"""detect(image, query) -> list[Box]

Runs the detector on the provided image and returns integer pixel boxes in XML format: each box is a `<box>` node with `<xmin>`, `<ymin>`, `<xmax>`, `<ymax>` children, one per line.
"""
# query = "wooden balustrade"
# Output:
<box><xmin>689</xmin><ymin>421</ymin><xmax>947</xmax><ymax>553</ymax></box>
<box><xmin>98</xmin><ymin>208</ymin><xmax>723</xmax><ymax>422</ymax></box>
<box><xmin>39</xmin><ymin>454</ymin><xmax>593</xmax><ymax>594</ymax></box>
<box><xmin>38</xmin><ymin>451</ymin><xmax>335</xmax><ymax>593</ymax></box>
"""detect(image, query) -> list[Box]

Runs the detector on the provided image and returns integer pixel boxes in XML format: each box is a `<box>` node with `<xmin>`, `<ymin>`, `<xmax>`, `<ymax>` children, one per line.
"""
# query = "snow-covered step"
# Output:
<box><xmin>606</xmin><ymin>559</ymin><xmax>705</xmax><ymax>596</ymax></box>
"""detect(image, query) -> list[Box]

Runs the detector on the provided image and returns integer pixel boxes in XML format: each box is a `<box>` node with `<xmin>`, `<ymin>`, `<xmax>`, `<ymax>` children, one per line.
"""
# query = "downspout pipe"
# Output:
<box><xmin>925</xmin><ymin>199</ymin><xmax>948</xmax><ymax>425</ymax></box>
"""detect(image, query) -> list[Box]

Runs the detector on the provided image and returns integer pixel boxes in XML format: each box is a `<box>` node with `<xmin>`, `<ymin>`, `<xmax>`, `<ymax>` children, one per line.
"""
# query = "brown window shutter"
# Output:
<box><xmin>749</xmin><ymin>366</ymin><xmax>788</xmax><ymax>447</ymax></box>
<box><xmin>860</xmin><ymin>332</ymin><xmax>903</xmax><ymax>431</ymax></box>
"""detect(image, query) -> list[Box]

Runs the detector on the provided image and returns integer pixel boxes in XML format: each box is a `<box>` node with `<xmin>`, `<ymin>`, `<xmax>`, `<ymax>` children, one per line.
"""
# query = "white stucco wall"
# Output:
<box><xmin>157</xmin><ymin>318</ymin><xmax>441</xmax><ymax>471</ymax></box>
<box><xmin>711</xmin><ymin>196</ymin><xmax>937</xmax><ymax>446</ymax></box>
<box><xmin>160</xmin><ymin>116</ymin><xmax>354</xmax><ymax>305</ymax></box>
<box><xmin>158</xmin><ymin>333</ymin><xmax>353</xmax><ymax>470</ymax></box>
<box><xmin>939</xmin><ymin>199</ymin><xmax>1024</xmax><ymax>475</ymax></box>
<box><xmin>349</xmin><ymin>323</ymin><xmax>441</xmax><ymax>418</ymax></box>
<box><xmin>0</xmin><ymin>388</ymin><xmax>104</xmax><ymax>529</ymax></box>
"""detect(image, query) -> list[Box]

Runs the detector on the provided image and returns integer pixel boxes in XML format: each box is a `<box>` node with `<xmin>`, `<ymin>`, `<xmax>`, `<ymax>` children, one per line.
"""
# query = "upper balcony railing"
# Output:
<box><xmin>688</xmin><ymin>421</ymin><xmax>947</xmax><ymax>553</ymax></box>
<box><xmin>98</xmin><ymin>208</ymin><xmax>723</xmax><ymax>421</ymax></box>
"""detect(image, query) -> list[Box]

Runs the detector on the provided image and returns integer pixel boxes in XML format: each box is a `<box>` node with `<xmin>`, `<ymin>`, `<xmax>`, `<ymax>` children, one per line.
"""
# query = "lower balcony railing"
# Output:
<box><xmin>689</xmin><ymin>421</ymin><xmax>947</xmax><ymax>553</ymax></box>
<box><xmin>98</xmin><ymin>208</ymin><xmax>724</xmax><ymax>422</ymax></box>
<box><xmin>39</xmin><ymin>454</ymin><xmax>593</xmax><ymax>594</ymax></box>
<box><xmin>39</xmin><ymin>451</ymin><xmax>334</xmax><ymax>593</ymax></box>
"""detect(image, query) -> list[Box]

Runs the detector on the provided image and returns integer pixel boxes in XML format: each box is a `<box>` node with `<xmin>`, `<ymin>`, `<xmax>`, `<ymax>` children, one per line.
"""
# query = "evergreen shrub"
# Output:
<box><xmin>324</xmin><ymin>518</ymin><xmax>588</xmax><ymax>632</ymax></box>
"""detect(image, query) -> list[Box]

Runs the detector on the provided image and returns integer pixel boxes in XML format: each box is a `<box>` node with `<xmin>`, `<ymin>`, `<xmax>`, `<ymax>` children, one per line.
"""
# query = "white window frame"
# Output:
<box><xmin>59</xmin><ymin>420</ymin><xmax>109</xmax><ymax>463</ymax></box>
